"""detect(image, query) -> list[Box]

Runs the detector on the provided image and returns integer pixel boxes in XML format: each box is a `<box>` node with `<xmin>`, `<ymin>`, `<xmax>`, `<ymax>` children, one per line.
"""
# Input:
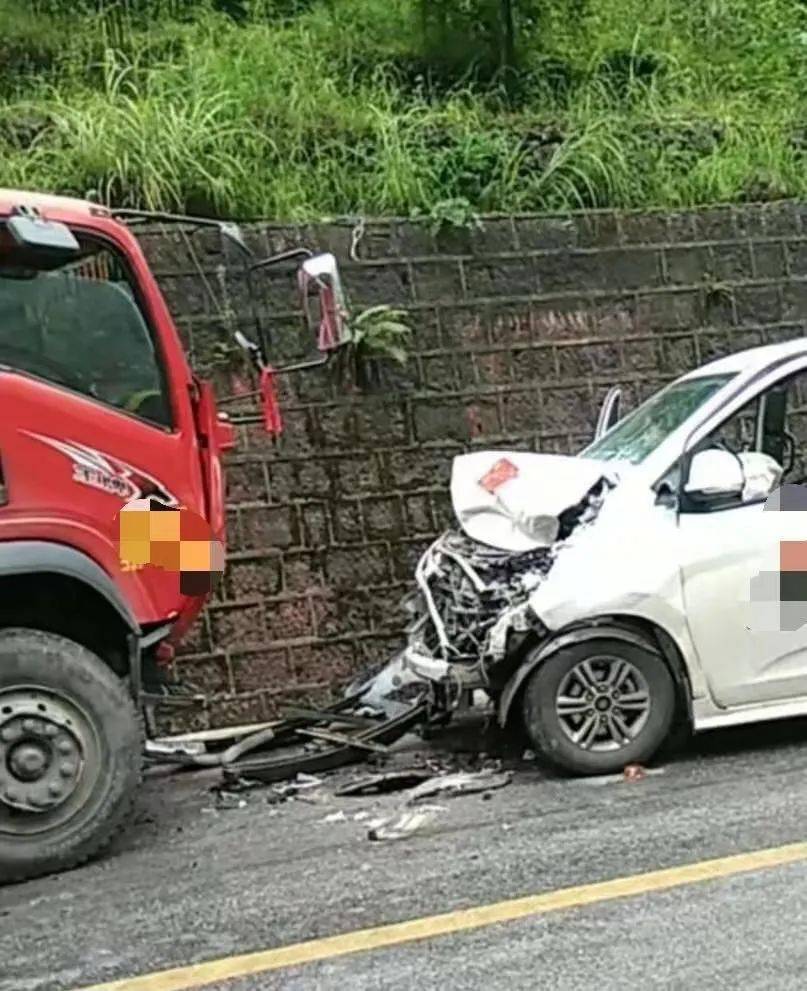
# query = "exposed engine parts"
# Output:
<box><xmin>358</xmin><ymin>473</ymin><xmax>615</xmax><ymax>716</ymax></box>
<box><xmin>411</xmin><ymin>528</ymin><xmax>553</xmax><ymax>665</ymax></box>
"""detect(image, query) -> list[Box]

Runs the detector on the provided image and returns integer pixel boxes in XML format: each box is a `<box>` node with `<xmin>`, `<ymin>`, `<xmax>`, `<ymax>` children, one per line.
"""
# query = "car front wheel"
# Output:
<box><xmin>521</xmin><ymin>638</ymin><xmax>676</xmax><ymax>775</ymax></box>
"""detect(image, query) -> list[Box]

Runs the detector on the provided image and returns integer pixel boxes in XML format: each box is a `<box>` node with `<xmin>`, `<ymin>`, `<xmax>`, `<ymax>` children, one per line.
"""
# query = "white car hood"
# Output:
<box><xmin>450</xmin><ymin>450</ymin><xmax>617</xmax><ymax>552</ymax></box>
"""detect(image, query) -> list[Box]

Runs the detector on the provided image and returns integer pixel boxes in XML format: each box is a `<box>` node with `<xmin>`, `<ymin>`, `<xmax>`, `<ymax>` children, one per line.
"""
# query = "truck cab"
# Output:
<box><xmin>0</xmin><ymin>191</ymin><xmax>345</xmax><ymax>882</ymax></box>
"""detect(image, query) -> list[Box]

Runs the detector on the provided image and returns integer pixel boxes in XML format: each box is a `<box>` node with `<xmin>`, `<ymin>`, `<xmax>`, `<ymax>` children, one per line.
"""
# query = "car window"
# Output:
<box><xmin>0</xmin><ymin>232</ymin><xmax>172</xmax><ymax>428</ymax></box>
<box><xmin>772</xmin><ymin>370</ymin><xmax>807</xmax><ymax>484</ymax></box>
<box><xmin>694</xmin><ymin>369</ymin><xmax>807</xmax><ymax>484</ymax></box>
<box><xmin>582</xmin><ymin>373</ymin><xmax>736</xmax><ymax>465</ymax></box>
<box><xmin>703</xmin><ymin>396</ymin><xmax>760</xmax><ymax>455</ymax></box>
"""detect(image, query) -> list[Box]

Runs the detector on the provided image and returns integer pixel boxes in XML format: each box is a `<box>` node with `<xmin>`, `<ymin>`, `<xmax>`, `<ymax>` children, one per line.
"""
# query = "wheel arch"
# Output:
<box><xmin>0</xmin><ymin>541</ymin><xmax>140</xmax><ymax>678</ymax></box>
<box><xmin>497</xmin><ymin>615</ymin><xmax>694</xmax><ymax>732</ymax></box>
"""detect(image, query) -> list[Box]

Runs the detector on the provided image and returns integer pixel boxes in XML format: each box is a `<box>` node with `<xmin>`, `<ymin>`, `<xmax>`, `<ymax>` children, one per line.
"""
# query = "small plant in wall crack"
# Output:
<box><xmin>423</xmin><ymin>197</ymin><xmax>483</xmax><ymax>236</ymax></box>
<box><xmin>702</xmin><ymin>267</ymin><xmax>732</xmax><ymax>304</ymax></box>
<box><xmin>702</xmin><ymin>270</ymin><xmax>735</xmax><ymax>320</ymax></box>
<box><xmin>337</xmin><ymin>304</ymin><xmax>413</xmax><ymax>391</ymax></box>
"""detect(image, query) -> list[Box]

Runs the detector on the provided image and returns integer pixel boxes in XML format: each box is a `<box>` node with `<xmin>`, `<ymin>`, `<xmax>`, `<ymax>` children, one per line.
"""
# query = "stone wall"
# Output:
<box><xmin>140</xmin><ymin>201</ymin><xmax>807</xmax><ymax>727</ymax></box>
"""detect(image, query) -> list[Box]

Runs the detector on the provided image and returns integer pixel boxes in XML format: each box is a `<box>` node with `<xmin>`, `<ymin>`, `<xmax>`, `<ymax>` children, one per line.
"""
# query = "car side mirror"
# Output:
<box><xmin>684</xmin><ymin>449</ymin><xmax>745</xmax><ymax>500</ymax></box>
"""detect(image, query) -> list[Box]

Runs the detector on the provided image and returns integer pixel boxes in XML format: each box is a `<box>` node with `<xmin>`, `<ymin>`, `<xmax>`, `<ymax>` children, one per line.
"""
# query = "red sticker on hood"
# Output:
<box><xmin>479</xmin><ymin>457</ymin><xmax>519</xmax><ymax>494</ymax></box>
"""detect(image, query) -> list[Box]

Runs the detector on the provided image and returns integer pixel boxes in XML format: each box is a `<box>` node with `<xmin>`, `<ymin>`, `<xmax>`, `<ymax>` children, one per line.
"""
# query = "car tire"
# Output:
<box><xmin>521</xmin><ymin>638</ymin><xmax>676</xmax><ymax>776</ymax></box>
<box><xmin>0</xmin><ymin>628</ymin><xmax>142</xmax><ymax>883</ymax></box>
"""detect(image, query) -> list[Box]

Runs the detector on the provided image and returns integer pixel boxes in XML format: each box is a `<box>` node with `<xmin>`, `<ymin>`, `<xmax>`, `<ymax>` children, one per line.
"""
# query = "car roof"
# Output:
<box><xmin>679</xmin><ymin>337</ymin><xmax>807</xmax><ymax>380</ymax></box>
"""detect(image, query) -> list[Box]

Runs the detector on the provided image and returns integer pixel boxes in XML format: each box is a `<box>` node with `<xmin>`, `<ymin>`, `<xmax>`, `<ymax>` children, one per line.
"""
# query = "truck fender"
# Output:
<box><xmin>497</xmin><ymin>623</ymin><xmax>660</xmax><ymax>728</ymax></box>
<box><xmin>0</xmin><ymin>540</ymin><xmax>140</xmax><ymax>635</ymax></box>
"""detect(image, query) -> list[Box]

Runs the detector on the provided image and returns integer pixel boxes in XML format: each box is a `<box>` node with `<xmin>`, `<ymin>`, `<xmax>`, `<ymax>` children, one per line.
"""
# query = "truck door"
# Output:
<box><xmin>0</xmin><ymin>229</ymin><xmax>206</xmax><ymax>620</ymax></box>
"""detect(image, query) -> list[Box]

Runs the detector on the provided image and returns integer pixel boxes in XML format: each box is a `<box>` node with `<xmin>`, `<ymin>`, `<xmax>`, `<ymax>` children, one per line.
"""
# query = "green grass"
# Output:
<box><xmin>1</xmin><ymin>0</ymin><xmax>806</xmax><ymax>220</ymax></box>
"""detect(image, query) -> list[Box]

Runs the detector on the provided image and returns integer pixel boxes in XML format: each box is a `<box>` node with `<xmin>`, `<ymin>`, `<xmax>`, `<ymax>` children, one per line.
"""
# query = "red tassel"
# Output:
<box><xmin>259</xmin><ymin>365</ymin><xmax>283</xmax><ymax>436</ymax></box>
<box><xmin>318</xmin><ymin>285</ymin><xmax>338</xmax><ymax>351</ymax></box>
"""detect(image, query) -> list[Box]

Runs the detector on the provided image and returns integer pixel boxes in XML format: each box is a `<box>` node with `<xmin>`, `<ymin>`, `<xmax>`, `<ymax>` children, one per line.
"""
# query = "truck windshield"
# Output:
<box><xmin>0</xmin><ymin>227</ymin><xmax>171</xmax><ymax>428</ymax></box>
<box><xmin>582</xmin><ymin>373</ymin><xmax>736</xmax><ymax>464</ymax></box>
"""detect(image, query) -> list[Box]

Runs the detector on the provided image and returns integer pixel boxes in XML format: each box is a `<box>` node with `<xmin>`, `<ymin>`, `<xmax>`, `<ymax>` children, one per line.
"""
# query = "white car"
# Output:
<box><xmin>359</xmin><ymin>337</ymin><xmax>807</xmax><ymax>775</ymax></box>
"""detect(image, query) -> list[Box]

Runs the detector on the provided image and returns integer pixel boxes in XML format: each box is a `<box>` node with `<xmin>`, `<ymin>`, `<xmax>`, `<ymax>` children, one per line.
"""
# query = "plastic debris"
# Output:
<box><xmin>225</xmin><ymin>776</ymin><xmax>265</xmax><ymax>793</ymax></box>
<box><xmin>367</xmin><ymin>805</ymin><xmax>446</xmax><ymax>842</ymax></box>
<box><xmin>572</xmin><ymin>766</ymin><xmax>666</xmax><ymax>787</ymax></box>
<box><xmin>404</xmin><ymin>768</ymin><xmax>512</xmax><ymax>805</ymax></box>
<box><xmin>265</xmin><ymin>773</ymin><xmax>326</xmax><ymax>805</ymax></box>
<box><xmin>145</xmin><ymin>739</ymin><xmax>207</xmax><ymax>760</ymax></box>
<box><xmin>294</xmin><ymin>790</ymin><xmax>328</xmax><ymax>805</ymax></box>
<box><xmin>335</xmin><ymin>770</ymin><xmax>433</xmax><ymax>797</ymax></box>
<box><xmin>322</xmin><ymin>810</ymin><xmax>348</xmax><ymax>823</ymax></box>
<box><xmin>214</xmin><ymin>791</ymin><xmax>248</xmax><ymax>811</ymax></box>
<box><xmin>296</xmin><ymin>773</ymin><xmax>325</xmax><ymax>788</ymax></box>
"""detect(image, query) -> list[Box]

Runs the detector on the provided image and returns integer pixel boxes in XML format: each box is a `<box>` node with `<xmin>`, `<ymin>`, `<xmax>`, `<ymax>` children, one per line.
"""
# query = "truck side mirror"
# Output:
<box><xmin>228</xmin><ymin>253</ymin><xmax>350</xmax><ymax>438</ymax></box>
<box><xmin>298</xmin><ymin>252</ymin><xmax>348</xmax><ymax>351</ymax></box>
<box><xmin>6</xmin><ymin>212</ymin><xmax>80</xmax><ymax>271</ymax></box>
<box><xmin>684</xmin><ymin>449</ymin><xmax>745</xmax><ymax>500</ymax></box>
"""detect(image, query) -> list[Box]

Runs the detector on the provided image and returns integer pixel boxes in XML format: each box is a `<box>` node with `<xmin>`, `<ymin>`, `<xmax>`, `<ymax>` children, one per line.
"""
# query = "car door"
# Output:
<box><xmin>678</xmin><ymin>363</ymin><xmax>807</xmax><ymax>707</ymax></box>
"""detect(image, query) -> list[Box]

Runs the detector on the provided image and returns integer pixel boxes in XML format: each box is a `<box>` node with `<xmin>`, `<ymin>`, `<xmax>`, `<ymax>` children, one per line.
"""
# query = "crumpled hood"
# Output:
<box><xmin>450</xmin><ymin>450</ymin><xmax>617</xmax><ymax>552</ymax></box>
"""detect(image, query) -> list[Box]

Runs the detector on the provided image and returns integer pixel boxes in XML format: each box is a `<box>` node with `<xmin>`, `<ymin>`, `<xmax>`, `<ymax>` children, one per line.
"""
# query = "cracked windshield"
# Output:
<box><xmin>583</xmin><ymin>373</ymin><xmax>737</xmax><ymax>464</ymax></box>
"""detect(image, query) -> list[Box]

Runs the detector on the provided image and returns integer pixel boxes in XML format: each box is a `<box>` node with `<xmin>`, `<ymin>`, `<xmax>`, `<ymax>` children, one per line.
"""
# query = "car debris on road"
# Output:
<box><xmin>404</xmin><ymin>768</ymin><xmax>512</xmax><ymax>804</ymax></box>
<box><xmin>334</xmin><ymin>770</ymin><xmax>435</xmax><ymax>796</ymax></box>
<box><xmin>367</xmin><ymin>805</ymin><xmax>447</xmax><ymax>842</ymax></box>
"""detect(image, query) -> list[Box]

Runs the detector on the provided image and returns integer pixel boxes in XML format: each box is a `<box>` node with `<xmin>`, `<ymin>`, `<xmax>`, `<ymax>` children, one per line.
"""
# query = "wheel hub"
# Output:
<box><xmin>0</xmin><ymin>695</ymin><xmax>85</xmax><ymax>813</ymax></box>
<box><xmin>555</xmin><ymin>655</ymin><xmax>651</xmax><ymax>753</ymax></box>
<box><xmin>8</xmin><ymin>741</ymin><xmax>50</xmax><ymax>781</ymax></box>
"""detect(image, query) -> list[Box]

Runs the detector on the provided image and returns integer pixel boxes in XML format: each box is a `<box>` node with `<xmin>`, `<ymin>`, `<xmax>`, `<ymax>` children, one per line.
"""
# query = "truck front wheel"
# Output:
<box><xmin>0</xmin><ymin>628</ymin><xmax>141</xmax><ymax>883</ymax></box>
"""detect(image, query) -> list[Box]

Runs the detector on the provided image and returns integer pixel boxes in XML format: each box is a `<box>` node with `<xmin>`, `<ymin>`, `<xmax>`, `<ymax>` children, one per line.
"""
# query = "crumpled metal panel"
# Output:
<box><xmin>450</xmin><ymin>450</ymin><xmax>616</xmax><ymax>552</ymax></box>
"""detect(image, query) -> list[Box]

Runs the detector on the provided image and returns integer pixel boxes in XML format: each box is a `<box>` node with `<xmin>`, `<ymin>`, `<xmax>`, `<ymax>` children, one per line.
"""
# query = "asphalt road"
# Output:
<box><xmin>5</xmin><ymin>717</ymin><xmax>807</xmax><ymax>991</ymax></box>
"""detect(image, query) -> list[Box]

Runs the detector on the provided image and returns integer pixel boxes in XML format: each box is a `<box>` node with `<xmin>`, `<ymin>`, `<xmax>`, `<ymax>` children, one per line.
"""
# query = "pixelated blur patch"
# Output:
<box><xmin>479</xmin><ymin>457</ymin><xmax>519</xmax><ymax>494</ymax></box>
<box><xmin>117</xmin><ymin>498</ymin><xmax>224</xmax><ymax>597</ymax></box>
<box><xmin>149</xmin><ymin>511</ymin><xmax>181</xmax><ymax>541</ymax></box>
<box><xmin>179</xmin><ymin>541</ymin><xmax>213</xmax><ymax>571</ymax></box>
<box><xmin>749</xmin><ymin>482</ymin><xmax>807</xmax><ymax>632</ymax></box>
<box><xmin>764</xmin><ymin>483</ymin><xmax>807</xmax><ymax>511</ymax></box>
<box><xmin>151</xmin><ymin>540</ymin><xmax>181</xmax><ymax>571</ymax></box>
<box><xmin>180</xmin><ymin>510</ymin><xmax>212</xmax><ymax>540</ymax></box>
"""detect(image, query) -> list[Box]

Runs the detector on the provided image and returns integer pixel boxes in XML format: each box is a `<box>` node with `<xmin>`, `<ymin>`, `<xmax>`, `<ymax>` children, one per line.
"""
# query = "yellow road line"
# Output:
<box><xmin>75</xmin><ymin>840</ymin><xmax>807</xmax><ymax>991</ymax></box>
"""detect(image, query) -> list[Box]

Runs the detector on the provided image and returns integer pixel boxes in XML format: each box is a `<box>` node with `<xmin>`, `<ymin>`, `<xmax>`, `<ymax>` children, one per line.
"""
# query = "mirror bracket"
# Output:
<box><xmin>113</xmin><ymin>208</ymin><xmax>253</xmax><ymax>256</ymax></box>
<box><xmin>250</xmin><ymin>248</ymin><xmax>313</xmax><ymax>272</ymax></box>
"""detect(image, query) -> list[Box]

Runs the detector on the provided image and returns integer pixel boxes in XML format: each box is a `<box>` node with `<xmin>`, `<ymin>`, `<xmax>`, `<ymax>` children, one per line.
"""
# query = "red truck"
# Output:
<box><xmin>0</xmin><ymin>190</ymin><xmax>345</xmax><ymax>882</ymax></box>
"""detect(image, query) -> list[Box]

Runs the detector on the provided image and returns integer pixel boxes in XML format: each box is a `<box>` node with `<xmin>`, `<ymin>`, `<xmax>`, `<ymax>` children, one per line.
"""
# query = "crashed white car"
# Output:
<box><xmin>357</xmin><ymin>338</ymin><xmax>807</xmax><ymax>775</ymax></box>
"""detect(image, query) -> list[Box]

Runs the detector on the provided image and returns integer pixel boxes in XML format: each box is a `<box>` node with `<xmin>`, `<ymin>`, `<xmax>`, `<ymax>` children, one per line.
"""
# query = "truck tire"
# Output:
<box><xmin>521</xmin><ymin>638</ymin><xmax>676</xmax><ymax>776</ymax></box>
<box><xmin>0</xmin><ymin>628</ymin><xmax>141</xmax><ymax>883</ymax></box>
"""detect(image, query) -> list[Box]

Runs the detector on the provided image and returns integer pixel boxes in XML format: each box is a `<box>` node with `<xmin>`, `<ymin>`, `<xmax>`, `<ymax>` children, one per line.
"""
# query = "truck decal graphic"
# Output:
<box><xmin>24</xmin><ymin>432</ymin><xmax>179</xmax><ymax>507</ymax></box>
